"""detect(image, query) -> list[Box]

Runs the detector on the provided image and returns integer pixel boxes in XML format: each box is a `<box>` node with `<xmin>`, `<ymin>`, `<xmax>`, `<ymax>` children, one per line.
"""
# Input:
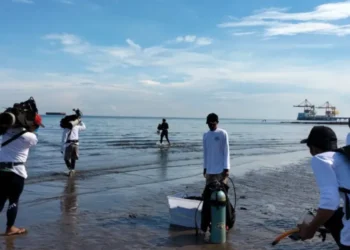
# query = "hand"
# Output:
<box><xmin>297</xmin><ymin>222</ymin><xmax>317</xmax><ymax>241</ymax></box>
<box><xmin>223</xmin><ymin>169</ymin><xmax>229</xmax><ymax>177</ymax></box>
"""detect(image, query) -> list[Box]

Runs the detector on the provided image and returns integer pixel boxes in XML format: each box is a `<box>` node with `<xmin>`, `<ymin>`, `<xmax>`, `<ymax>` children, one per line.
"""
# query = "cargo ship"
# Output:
<box><xmin>281</xmin><ymin>99</ymin><xmax>349</xmax><ymax>124</ymax></box>
<box><xmin>46</xmin><ymin>112</ymin><xmax>66</xmax><ymax>115</ymax></box>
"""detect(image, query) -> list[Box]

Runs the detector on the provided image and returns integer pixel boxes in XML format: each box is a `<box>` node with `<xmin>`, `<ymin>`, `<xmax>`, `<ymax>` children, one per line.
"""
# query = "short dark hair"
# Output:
<box><xmin>206</xmin><ymin>113</ymin><xmax>219</xmax><ymax>123</ymax></box>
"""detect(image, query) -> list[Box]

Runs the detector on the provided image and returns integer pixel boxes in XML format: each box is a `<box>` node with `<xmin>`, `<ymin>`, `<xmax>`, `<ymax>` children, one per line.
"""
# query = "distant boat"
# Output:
<box><xmin>46</xmin><ymin>112</ymin><xmax>66</xmax><ymax>115</ymax></box>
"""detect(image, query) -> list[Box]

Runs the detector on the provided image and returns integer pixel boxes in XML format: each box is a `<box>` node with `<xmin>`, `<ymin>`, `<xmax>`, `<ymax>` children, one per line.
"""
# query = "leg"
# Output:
<box><xmin>70</xmin><ymin>144</ymin><xmax>79</xmax><ymax>170</ymax></box>
<box><xmin>165</xmin><ymin>131</ymin><xmax>170</xmax><ymax>144</ymax></box>
<box><xmin>64</xmin><ymin>160</ymin><xmax>71</xmax><ymax>170</ymax></box>
<box><xmin>6</xmin><ymin>174</ymin><xmax>26</xmax><ymax>235</ymax></box>
<box><xmin>0</xmin><ymin>172</ymin><xmax>9</xmax><ymax>213</ymax></box>
<box><xmin>160</xmin><ymin>132</ymin><xmax>164</xmax><ymax>144</ymax></box>
<box><xmin>64</xmin><ymin>145</ymin><xmax>73</xmax><ymax>170</ymax></box>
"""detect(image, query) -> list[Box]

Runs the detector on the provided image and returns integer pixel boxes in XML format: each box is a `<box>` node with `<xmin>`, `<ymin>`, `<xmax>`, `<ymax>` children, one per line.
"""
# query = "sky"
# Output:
<box><xmin>1</xmin><ymin>0</ymin><xmax>350</xmax><ymax>119</ymax></box>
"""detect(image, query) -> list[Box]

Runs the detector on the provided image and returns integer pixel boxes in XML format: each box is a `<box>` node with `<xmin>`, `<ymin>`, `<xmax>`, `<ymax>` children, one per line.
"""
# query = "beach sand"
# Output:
<box><xmin>0</xmin><ymin>162</ymin><xmax>337</xmax><ymax>250</ymax></box>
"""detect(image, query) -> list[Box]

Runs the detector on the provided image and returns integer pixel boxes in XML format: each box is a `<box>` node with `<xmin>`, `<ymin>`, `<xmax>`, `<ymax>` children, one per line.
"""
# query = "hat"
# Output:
<box><xmin>206</xmin><ymin>113</ymin><xmax>219</xmax><ymax>124</ymax></box>
<box><xmin>300</xmin><ymin>126</ymin><xmax>337</xmax><ymax>150</ymax></box>
<box><xmin>34</xmin><ymin>114</ymin><xmax>45</xmax><ymax>128</ymax></box>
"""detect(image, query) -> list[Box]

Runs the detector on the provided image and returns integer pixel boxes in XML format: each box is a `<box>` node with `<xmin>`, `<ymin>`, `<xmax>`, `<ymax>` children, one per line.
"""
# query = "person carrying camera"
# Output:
<box><xmin>0</xmin><ymin>114</ymin><xmax>44</xmax><ymax>236</ymax></box>
<box><xmin>61</xmin><ymin>119</ymin><xmax>86</xmax><ymax>176</ymax></box>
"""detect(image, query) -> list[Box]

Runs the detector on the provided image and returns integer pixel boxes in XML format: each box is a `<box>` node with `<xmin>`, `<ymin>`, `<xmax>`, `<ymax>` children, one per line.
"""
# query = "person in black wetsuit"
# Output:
<box><xmin>159</xmin><ymin>119</ymin><xmax>170</xmax><ymax>145</ymax></box>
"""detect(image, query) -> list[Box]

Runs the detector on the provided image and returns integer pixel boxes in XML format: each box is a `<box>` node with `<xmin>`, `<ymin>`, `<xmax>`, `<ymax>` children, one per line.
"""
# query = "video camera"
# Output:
<box><xmin>60</xmin><ymin>108</ymin><xmax>83</xmax><ymax>129</ymax></box>
<box><xmin>0</xmin><ymin>97</ymin><xmax>39</xmax><ymax>135</ymax></box>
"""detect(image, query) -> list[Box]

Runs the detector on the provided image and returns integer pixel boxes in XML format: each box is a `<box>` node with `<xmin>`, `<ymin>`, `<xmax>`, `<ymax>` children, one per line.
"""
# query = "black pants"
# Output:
<box><xmin>0</xmin><ymin>171</ymin><xmax>24</xmax><ymax>227</ymax></box>
<box><xmin>324</xmin><ymin>207</ymin><xmax>350</xmax><ymax>250</ymax></box>
<box><xmin>160</xmin><ymin>130</ymin><xmax>170</xmax><ymax>143</ymax></box>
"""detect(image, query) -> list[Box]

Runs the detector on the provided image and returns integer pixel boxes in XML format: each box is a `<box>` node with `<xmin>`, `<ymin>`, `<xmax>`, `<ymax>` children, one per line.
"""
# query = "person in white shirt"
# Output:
<box><xmin>299</xmin><ymin>126</ymin><xmax>350</xmax><ymax>250</ymax></box>
<box><xmin>202</xmin><ymin>113</ymin><xmax>230</xmax><ymax>185</ymax></box>
<box><xmin>0</xmin><ymin>113</ymin><xmax>43</xmax><ymax>236</ymax></box>
<box><xmin>61</xmin><ymin>120</ymin><xmax>86</xmax><ymax>175</ymax></box>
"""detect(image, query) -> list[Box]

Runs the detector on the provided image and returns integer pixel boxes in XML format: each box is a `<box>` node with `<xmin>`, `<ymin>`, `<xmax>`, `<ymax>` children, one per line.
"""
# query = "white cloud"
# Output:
<box><xmin>232</xmin><ymin>32</ymin><xmax>256</xmax><ymax>36</ymax></box>
<box><xmin>175</xmin><ymin>35</ymin><xmax>212</xmax><ymax>46</ymax></box>
<box><xmin>140</xmin><ymin>80</ymin><xmax>161</xmax><ymax>86</ymax></box>
<box><xmin>266</xmin><ymin>22</ymin><xmax>350</xmax><ymax>36</ymax></box>
<box><xmin>44</xmin><ymin>33</ymin><xmax>81</xmax><ymax>45</ymax></box>
<box><xmin>218</xmin><ymin>1</ymin><xmax>350</xmax><ymax>37</ymax></box>
<box><xmin>59</xmin><ymin>0</ymin><xmax>74</xmax><ymax>4</ymax></box>
<box><xmin>126</xmin><ymin>39</ymin><xmax>141</xmax><ymax>50</ymax></box>
<box><xmin>12</xmin><ymin>0</ymin><xmax>34</xmax><ymax>4</ymax></box>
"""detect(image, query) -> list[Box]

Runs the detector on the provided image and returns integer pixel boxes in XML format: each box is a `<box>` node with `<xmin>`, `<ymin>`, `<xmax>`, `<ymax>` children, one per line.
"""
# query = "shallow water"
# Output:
<box><xmin>0</xmin><ymin>116</ymin><xmax>349</xmax><ymax>249</ymax></box>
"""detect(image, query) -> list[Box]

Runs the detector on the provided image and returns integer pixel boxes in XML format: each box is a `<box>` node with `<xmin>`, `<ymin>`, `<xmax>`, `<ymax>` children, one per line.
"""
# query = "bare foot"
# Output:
<box><xmin>5</xmin><ymin>226</ymin><xmax>27</xmax><ymax>236</ymax></box>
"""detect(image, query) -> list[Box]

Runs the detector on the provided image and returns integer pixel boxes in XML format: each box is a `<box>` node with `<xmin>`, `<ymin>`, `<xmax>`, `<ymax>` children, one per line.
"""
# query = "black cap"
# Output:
<box><xmin>206</xmin><ymin>113</ymin><xmax>219</xmax><ymax>124</ymax></box>
<box><xmin>300</xmin><ymin>126</ymin><xmax>337</xmax><ymax>150</ymax></box>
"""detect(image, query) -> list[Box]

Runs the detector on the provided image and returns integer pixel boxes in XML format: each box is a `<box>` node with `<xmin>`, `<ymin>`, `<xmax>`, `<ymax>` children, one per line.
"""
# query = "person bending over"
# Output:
<box><xmin>298</xmin><ymin>126</ymin><xmax>350</xmax><ymax>250</ymax></box>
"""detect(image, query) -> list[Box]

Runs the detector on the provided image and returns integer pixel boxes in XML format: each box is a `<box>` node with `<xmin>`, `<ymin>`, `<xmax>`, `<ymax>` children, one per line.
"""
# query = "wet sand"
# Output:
<box><xmin>0</xmin><ymin>159</ymin><xmax>338</xmax><ymax>250</ymax></box>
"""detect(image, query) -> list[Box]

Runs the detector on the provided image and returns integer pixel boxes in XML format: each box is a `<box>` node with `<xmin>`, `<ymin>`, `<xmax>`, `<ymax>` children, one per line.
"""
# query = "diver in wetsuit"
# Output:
<box><xmin>159</xmin><ymin>119</ymin><xmax>170</xmax><ymax>145</ymax></box>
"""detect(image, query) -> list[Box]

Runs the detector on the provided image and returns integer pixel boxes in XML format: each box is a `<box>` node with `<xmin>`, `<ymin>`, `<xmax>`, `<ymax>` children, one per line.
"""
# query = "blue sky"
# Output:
<box><xmin>1</xmin><ymin>0</ymin><xmax>350</xmax><ymax>119</ymax></box>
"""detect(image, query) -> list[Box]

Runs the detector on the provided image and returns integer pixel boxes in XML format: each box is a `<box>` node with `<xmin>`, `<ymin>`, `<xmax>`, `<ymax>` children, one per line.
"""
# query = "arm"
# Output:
<box><xmin>309</xmin><ymin>156</ymin><xmax>339</xmax><ymax>227</ymax></box>
<box><xmin>23</xmin><ymin>133</ymin><xmax>38</xmax><ymax>148</ymax></box>
<box><xmin>78</xmin><ymin>121</ymin><xmax>86</xmax><ymax>131</ymax></box>
<box><xmin>346</xmin><ymin>133</ymin><xmax>350</xmax><ymax>146</ymax></box>
<box><xmin>223</xmin><ymin>131</ymin><xmax>230</xmax><ymax>171</ymax></box>
<box><xmin>61</xmin><ymin>129</ymin><xmax>68</xmax><ymax>152</ymax></box>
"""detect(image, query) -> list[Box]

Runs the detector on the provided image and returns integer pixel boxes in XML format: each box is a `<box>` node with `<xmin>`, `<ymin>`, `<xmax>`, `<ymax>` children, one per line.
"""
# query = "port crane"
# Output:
<box><xmin>317</xmin><ymin>101</ymin><xmax>339</xmax><ymax>117</ymax></box>
<box><xmin>293</xmin><ymin>99</ymin><xmax>316</xmax><ymax>116</ymax></box>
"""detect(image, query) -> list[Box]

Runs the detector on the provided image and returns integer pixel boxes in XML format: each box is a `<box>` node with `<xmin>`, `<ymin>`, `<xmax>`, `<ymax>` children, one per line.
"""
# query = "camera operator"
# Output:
<box><xmin>0</xmin><ymin>113</ymin><xmax>44</xmax><ymax>236</ymax></box>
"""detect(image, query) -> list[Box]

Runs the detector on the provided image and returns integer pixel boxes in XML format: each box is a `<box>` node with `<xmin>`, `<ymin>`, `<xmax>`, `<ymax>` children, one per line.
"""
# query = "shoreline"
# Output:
<box><xmin>0</xmin><ymin>161</ymin><xmax>338</xmax><ymax>250</ymax></box>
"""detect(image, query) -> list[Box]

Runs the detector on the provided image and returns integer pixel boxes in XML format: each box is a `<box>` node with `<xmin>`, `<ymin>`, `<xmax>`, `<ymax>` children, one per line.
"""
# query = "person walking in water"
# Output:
<box><xmin>61</xmin><ymin>119</ymin><xmax>86</xmax><ymax>176</ymax></box>
<box><xmin>159</xmin><ymin>118</ymin><xmax>170</xmax><ymax>145</ymax></box>
<box><xmin>0</xmin><ymin>114</ymin><xmax>43</xmax><ymax>235</ymax></box>
<box><xmin>202</xmin><ymin>113</ymin><xmax>230</xmax><ymax>185</ymax></box>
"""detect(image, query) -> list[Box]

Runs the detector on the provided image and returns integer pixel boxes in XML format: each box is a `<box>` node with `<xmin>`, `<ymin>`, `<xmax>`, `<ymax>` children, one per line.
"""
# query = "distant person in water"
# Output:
<box><xmin>159</xmin><ymin>118</ymin><xmax>170</xmax><ymax>145</ymax></box>
<box><xmin>202</xmin><ymin>113</ymin><xmax>230</xmax><ymax>185</ymax></box>
<box><xmin>61</xmin><ymin>119</ymin><xmax>86</xmax><ymax>176</ymax></box>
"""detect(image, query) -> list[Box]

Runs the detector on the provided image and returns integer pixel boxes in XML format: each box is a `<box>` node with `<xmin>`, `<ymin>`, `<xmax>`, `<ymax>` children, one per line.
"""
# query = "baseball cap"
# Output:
<box><xmin>34</xmin><ymin>114</ymin><xmax>45</xmax><ymax>128</ymax></box>
<box><xmin>300</xmin><ymin>126</ymin><xmax>337</xmax><ymax>150</ymax></box>
<box><xmin>206</xmin><ymin>113</ymin><xmax>219</xmax><ymax>124</ymax></box>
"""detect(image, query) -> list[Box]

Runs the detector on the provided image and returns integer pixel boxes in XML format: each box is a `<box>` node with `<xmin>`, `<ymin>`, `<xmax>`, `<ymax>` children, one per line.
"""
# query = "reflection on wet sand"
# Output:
<box><xmin>159</xmin><ymin>147</ymin><xmax>169</xmax><ymax>179</ymax></box>
<box><xmin>59</xmin><ymin>176</ymin><xmax>78</xmax><ymax>249</ymax></box>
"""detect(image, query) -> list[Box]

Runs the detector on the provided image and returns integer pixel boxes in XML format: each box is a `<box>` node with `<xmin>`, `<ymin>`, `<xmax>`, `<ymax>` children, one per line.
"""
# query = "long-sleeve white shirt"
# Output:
<box><xmin>346</xmin><ymin>133</ymin><xmax>350</xmax><ymax>145</ymax></box>
<box><xmin>311</xmin><ymin>151</ymin><xmax>350</xmax><ymax>246</ymax></box>
<box><xmin>203</xmin><ymin>128</ymin><xmax>230</xmax><ymax>174</ymax></box>
<box><xmin>61</xmin><ymin>122</ymin><xmax>86</xmax><ymax>152</ymax></box>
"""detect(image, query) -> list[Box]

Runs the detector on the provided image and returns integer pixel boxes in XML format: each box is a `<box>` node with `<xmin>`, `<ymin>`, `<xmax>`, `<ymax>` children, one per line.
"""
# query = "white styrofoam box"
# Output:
<box><xmin>167</xmin><ymin>192</ymin><xmax>203</xmax><ymax>228</ymax></box>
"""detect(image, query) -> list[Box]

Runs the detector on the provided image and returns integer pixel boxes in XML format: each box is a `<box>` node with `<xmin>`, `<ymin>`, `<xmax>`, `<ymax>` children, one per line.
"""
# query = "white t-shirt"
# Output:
<box><xmin>203</xmin><ymin>127</ymin><xmax>230</xmax><ymax>174</ymax></box>
<box><xmin>61</xmin><ymin>122</ymin><xmax>86</xmax><ymax>151</ymax></box>
<box><xmin>311</xmin><ymin>151</ymin><xmax>350</xmax><ymax>246</ymax></box>
<box><xmin>0</xmin><ymin>128</ymin><xmax>38</xmax><ymax>179</ymax></box>
<box><xmin>346</xmin><ymin>133</ymin><xmax>350</xmax><ymax>145</ymax></box>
